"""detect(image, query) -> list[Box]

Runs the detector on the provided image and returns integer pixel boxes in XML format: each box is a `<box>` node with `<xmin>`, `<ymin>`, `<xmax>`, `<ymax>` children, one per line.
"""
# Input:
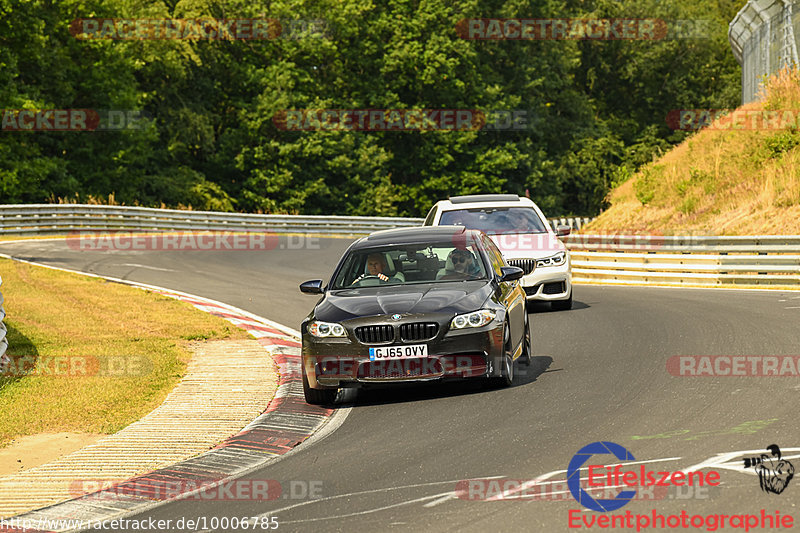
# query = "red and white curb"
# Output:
<box><xmin>0</xmin><ymin>256</ymin><xmax>338</xmax><ymax>533</ymax></box>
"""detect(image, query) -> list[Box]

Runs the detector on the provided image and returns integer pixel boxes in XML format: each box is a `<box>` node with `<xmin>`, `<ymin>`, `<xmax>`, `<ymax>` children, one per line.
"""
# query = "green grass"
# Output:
<box><xmin>0</xmin><ymin>257</ymin><xmax>249</xmax><ymax>446</ymax></box>
<box><xmin>587</xmin><ymin>67</ymin><xmax>800</xmax><ymax>235</ymax></box>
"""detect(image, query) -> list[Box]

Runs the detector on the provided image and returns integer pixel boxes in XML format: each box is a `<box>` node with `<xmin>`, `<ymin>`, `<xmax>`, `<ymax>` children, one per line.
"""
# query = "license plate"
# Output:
<box><xmin>369</xmin><ymin>344</ymin><xmax>428</xmax><ymax>361</ymax></box>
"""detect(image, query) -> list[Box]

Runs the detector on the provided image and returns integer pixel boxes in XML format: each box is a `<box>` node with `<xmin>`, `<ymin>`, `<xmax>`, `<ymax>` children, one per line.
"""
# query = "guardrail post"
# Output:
<box><xmin>548</xmin><ymin>216</ymin><xmax>596</xmax><ymax>231</ymax></box>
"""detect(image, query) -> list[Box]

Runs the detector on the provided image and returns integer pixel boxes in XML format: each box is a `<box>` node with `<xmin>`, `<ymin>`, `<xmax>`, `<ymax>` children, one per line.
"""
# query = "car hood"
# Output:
<box><xmin>315</xmin><ymin>281</ymin><xmax>492</xmax><ymax>322</ymax></box>
<box><xmin>488</xmin><ymin>232</ymin><xmax>566</xmax><ymax>260</ymax></box>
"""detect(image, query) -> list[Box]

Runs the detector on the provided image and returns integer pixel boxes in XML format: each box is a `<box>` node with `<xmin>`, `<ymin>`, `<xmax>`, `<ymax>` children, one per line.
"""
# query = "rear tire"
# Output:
<box><xmin>302</xmin><ymin>367</ymin><xmax>338</xmax><ymax>405</ymax></box>
<box><xmin>551</xmin><ymin>292</ymin><xmax>572</xmax><ymax>311</ymax></box>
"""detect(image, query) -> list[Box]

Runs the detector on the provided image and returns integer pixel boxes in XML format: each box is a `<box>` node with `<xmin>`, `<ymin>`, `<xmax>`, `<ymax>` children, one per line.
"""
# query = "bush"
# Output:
<box><xmin>634</xmin><ymin>165</ymin><xmax>663</xmax><ymax>205</ymax></box>
<box><xmin>762</xmin><ymin>130</ymin><xmax>800</xmax><ymax>159</ymax></box>
<box><xmin>679</xmin><ymin>196</ymin><xmax>698</xmax><ymax>214</ymax></box>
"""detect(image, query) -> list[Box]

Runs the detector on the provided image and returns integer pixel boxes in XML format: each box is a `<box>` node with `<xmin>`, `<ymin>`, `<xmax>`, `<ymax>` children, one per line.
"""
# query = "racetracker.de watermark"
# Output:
<box><xmin>560</xmin><ymin>232</ymin><xmax>669</xmax><ymax>251</ymax></box>
<box><xmin>65</xmin><ymin>231</ymin><xmax>320</xmax><ymax>251</ymax></box>
<box><xmin>311</xmin><ymin>354</ymin><xmax>488</xmax><ymax>379</ymax></box>
<box><xmin>1</xmin><ymin>355</ymin><xmax>152</xmax><ymax>377</ymax></box>
<box><xmin>667</xmin><ymin>356</ymin><xmax>800</xmax><ymax>377</ymax></box>
<box><xmin>667</xmin><ymin>109</ymin><xmax>800</xmax><ymax>131</ymax></box>
<box><xmin>69</xmin><ymin>18</ymin><xmax>331</xmax><ymax>40</ymax></box>
<box><xmin>272</xmin><ymin>109</ymin><xmax>531</xmax><ymax>131</ymax></box>
<box><xmin>456</xmin><ymin>477</ymin><xmax>718</xmax><ymax>502</ymax></box>
<box><xmin>455</xmin><ymin>18</ymin><xmax>713</xmax><ymax>40</ymax></box>
<box><xmin>69</xmin><ymin>478</ymin><xmax>325</xmax><ymax>501</ymax></box>
<box><xmin>478</xmin><ymin>231</ymin><xmax>693</xmax><ymax>252</ymax></box>
<box><xmin>1</xmin><ymin>109</ymin><xmax>148</xmax><ymax>132</ymax></box>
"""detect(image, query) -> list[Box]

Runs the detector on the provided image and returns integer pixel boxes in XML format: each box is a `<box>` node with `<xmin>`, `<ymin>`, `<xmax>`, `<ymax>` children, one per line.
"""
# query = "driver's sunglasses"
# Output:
<box><xmin>452</xmin><ymin>255</ymin><xmax>469</xmax><ymax>264</ymax></box>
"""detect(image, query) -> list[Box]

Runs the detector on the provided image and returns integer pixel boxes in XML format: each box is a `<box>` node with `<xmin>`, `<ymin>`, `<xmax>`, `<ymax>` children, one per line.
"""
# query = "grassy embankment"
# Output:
<box><xmin>586</xmin><ymin>68</ymin><xmax>800</xmax><ymax>235</ymax></box>
<box><xmin>0</xmin><ymin>257</ymin><xmax>248</xmax><ymax>447</ymax></box>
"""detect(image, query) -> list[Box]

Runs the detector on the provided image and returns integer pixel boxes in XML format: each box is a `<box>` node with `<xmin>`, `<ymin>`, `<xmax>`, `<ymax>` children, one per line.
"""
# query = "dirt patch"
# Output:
<box><xmin>0</xmin><ymin>433</ymin><xmax>104</xmax><ymax>476</ymax></box>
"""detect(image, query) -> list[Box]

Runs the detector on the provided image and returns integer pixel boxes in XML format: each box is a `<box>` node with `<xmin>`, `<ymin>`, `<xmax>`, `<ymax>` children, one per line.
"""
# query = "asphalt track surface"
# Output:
<box><xmin>1</xmin><ymin>236</ymin><xmax>799</xmax><ymax>533</ymax></box>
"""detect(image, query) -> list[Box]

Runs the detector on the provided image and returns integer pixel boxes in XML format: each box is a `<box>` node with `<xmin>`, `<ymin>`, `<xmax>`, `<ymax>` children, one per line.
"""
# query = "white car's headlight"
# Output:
<box><xmin>308</xmin><ymin>321</ymin><xmax>347</xmax><ymax>338</ymax></box>
<box><xmin>451</xmin><ymin>309</ymin><xmax>496</xmax><ymax>330</ymax></box>
<box><xmin>536</xmin><ymin>251</ymin><xmax>567</xmax><ymax>267</ymax></box>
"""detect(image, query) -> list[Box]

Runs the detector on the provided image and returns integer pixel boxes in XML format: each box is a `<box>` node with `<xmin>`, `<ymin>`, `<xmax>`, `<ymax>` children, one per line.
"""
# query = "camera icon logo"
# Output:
<box><xmin>743</xmin><ymin>444</ymin><xmax>795</xmax><ymax>494</ymax></box>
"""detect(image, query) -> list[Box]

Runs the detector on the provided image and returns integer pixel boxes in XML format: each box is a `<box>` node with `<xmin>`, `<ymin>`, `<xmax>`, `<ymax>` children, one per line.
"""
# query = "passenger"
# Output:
<box><xmin>450</xmin><ymin>249</ymin><xmax>480</xmax><ymax>276</ymax></box>
<box><xmin>506</xmin><ymin>209</ymin><xmax>529</xmax><ymax>230</ymax></box>
<box><xmin>439</xmin><ymin>249</ymin><xmax>481</xmax><ymax>280</ymax></box>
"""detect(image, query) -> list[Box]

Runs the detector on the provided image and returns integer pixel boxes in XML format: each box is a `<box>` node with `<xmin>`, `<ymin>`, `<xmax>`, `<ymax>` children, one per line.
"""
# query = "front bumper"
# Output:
<box><xmin>302</xmin><ymin>320</ymin><xmax>505</xmax><ymax>389</ymax></box>
<box><xmin>519</xmin><ymin>260</ymin><xmax>571</xmax><ymax>301</ymax></box>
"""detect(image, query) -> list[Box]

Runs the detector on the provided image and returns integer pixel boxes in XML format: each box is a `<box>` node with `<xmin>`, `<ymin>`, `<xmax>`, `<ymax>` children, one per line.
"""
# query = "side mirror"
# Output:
<box><xmin>299</xmin><ymin>280</ymin><xmax>324</xmax><ymax>294</ymax></box>
<box><xmin>499</xmin><ymin>266</ymin><xmax>524</xmax><ymax>283</ymax></box>
<box><xmin>556</xmin><ymin>225</ymin><xmax>571</xmax><ymax>237</ymax></box>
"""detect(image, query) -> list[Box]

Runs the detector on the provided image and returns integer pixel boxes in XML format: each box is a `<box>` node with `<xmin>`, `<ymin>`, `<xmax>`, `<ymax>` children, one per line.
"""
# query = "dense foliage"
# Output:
<box><xmin>0</xmin><ymin>0</ymin><xmax>743</xmax><ymax>216</ymax></box>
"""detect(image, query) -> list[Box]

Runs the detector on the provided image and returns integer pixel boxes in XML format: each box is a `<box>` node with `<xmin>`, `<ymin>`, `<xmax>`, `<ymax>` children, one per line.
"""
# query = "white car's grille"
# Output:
<box><xmin>507</xmin><ymin>259</ymin><xmax>536</xmax><ymax>275</ymax></box>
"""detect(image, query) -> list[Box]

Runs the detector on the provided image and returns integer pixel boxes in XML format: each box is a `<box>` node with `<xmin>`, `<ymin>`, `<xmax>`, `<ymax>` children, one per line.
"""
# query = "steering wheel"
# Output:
<box><xmin>351</xmin><ymin>275</ymin><xmax>387</xmax><ymax>286</ymax></box>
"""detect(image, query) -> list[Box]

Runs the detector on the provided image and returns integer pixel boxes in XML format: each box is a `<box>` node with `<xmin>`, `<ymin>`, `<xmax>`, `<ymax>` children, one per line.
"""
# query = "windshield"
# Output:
<box><xmin>439</xmin><ymin>207</ymin><xmax>548</xmax><ymax>234</ymax></box>
<box><xmin>331</xmin><ymin>241</ymin><xmax>488</xmax><ymax>289</ymax></box>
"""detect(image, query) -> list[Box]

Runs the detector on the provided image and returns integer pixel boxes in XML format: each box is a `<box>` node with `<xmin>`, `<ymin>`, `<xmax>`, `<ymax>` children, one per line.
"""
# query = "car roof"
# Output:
<box><xmin>449</xmin><ymin>194</ymin><xmax>521</xmax><ymax>204</ymax></box>
<box><xmin>436</xmin><ymin>194</ymin><xmax>536</xmax><ymax>210</ymax></box>
<box><xmin>353</xmin><ymin>225</ymin><xmax>482</xmax><ymax>248</ymax></box>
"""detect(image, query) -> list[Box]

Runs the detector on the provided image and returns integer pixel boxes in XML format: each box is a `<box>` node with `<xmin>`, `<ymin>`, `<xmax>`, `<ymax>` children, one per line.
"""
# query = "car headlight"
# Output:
<box><xmin>536</xmin><ymin>251</ymin><xmax>567</xmax><ymax>267</ymax></box>
<box><xmin>308</xmin><ymin>321</ymin><xmax>347</xmax><ymax>338</ymax></box>
<box><xmin>450</xmin><ymin>309</ymin><xmax>496</xmax><ymax>330</ymax></box>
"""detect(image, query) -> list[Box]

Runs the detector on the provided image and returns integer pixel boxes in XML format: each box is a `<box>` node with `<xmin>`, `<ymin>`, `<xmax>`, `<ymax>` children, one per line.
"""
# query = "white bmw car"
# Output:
<box><xmin>423</xmin><ymin>194</ymin><xmax>573</xmax><ymax>310</ymax></box>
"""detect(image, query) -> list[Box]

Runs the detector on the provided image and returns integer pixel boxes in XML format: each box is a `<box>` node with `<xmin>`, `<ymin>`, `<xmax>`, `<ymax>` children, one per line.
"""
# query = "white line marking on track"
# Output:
<box><xmin>117</xmin><ymin>263</ymin><xmax>177</xmax><ymax>272</ymax></box>
<box><xmin>488</xmin><ymin>456</ymin><xmax>683</xmax><ymax>501</ymax></box>
<box><xmin>423</xmin><ymin>492</ymin><xmax>459</xmax><ymax>507</ymax></box>
<box><xmin>680</xmin><ymin>448</ymin><xmax>800</xmax><ymax>474</ymax></box>
<box><xmin>277</xmin><ymin>492</ymin><xmax>462</xmax><ymax>524</ymax></box>
<box><xmin>259</xmin><ymin>477</ymin><xmax>505</xmax><ymax>517</ymax></box>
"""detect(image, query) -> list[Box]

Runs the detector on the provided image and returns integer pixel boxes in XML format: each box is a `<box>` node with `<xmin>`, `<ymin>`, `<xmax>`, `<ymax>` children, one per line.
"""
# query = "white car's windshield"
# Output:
<box><xmin>440</xmin><ymin>207</ymin><xmax>548</xmax><ymax>234</ymax></box>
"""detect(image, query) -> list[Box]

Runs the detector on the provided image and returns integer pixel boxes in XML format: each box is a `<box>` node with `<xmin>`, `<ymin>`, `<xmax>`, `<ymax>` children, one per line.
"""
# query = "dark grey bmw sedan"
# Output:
<box><xmin>299</xmin><ymin>225</ymin><xmax>530</xmax><ymax>405</ymax></box>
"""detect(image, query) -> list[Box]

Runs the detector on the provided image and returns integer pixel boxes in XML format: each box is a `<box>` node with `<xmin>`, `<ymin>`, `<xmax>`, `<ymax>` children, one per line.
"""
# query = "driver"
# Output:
<box><xmin>352</xmin><ymin>253</ymin><xmax>390</xmax><ymax>284</ymax></box>
<box><xmin>506</xmin><ymin>209</ymin><xmax>529</xmax><ymax>230</ymax></box>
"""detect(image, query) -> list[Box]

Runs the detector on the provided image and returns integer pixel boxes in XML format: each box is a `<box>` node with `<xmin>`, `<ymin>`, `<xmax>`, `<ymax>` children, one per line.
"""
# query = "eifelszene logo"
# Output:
<box><xmin>567</xmin><ymin>441</ymin><xmax>721</xmax><ymax>512</ymax></box>
<box><xmin>743</xmin><ymin>444</ymin><xmax>794</xmax><ymax>495</ymax></box>
<box><xmin>567</xmin><ymin>441</ymin><xmax>637</xmax><ymax>512</ymax></box>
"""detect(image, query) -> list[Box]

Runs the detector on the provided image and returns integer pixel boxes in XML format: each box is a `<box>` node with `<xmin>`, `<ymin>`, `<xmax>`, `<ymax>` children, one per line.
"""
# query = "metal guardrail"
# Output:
<box><xmin>0</xmin><ymin>204</ymin><xmax>591</xmax><ymax>236</ymax></box>
<box><xmin>0</xmin><ymin>204</ymin><xmax>422</xmax><ymax>235</ymax></box>
<box><xmin>2</xmin><ymin>205</ymin><xmax>797</xmax><ymax>288</ymax></box>
<box><xmin>0</xmin><ymin>275</ymin><xmax>8</xmax><ymax>372</ymax></box>
<box><xmin>565</xmin><ymin>234</ymin><xmax>800</xmax><ymax>287</ymax></box>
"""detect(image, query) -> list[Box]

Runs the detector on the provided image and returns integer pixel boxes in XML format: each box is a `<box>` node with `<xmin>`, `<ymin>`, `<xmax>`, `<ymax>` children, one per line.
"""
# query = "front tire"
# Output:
<box><xmin>488</xmin><ymin>324</ymin><xmax>514</xmax><ymax>388</ymax></box>
<box><xmin>519</xmin><ymin>313</ymin><xmax>532</xmax><ymax>366</ymax></box>
<box><xmin>302</xmin><ymin>366</ymin><xmax>338</xmax><ymax>405</ymax></box>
